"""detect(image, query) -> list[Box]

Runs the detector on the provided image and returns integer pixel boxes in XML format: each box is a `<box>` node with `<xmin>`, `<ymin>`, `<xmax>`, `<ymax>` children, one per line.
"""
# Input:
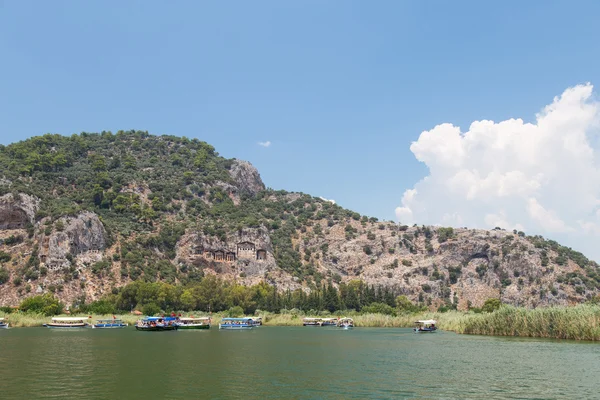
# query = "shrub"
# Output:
<box><xmin>227</xmin><ymin>306</ymin><xmax>244</xmax><ymax>317</ymax></box>
<box><xmin>0</xmin><ymin>251</ymin><xmax>11</xmax><ymax>263</ymax></box>
<box><xmin>401</xmin><ymin>259</ymin><xmax>412</xmax><ymax>267</ymax></box>
<box><xmin>363</xmin><ymin>246</ymin><xmax>372</xmax><ymax>255</ymax></box>
<box><xmin>19</xmin><ymin>294</ymin><xmax>64</xmax><ymax>316</ymax></box>
<box><xmin>481</xmin><ymin>298</ymin><xmax>501</xmax><ymax>313</ymax></box>
<box><xmin>142</xmin><ymin>303</ymin><xmax>161</xmax><ymax>316</ymax></box>
<box><xmin>0</xmin><ymin>267</ymin><xmax>9</xmax><ymax>284</ymax></box>
<box><xmin>362</xmin><ymin>302</ymin><xmax>396</xmax><ymax>316</ymax></box>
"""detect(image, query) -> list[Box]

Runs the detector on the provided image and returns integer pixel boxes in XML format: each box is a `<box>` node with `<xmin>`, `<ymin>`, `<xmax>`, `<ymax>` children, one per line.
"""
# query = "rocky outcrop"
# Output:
<box><xmin>39</xmin><ymin>212</ymin><xmax>107</xmax><ymax>269</ymax></box>
<box><xmin>0</xmin><ymin>193</ymin><xmax>39</xmax><ymax>229</ymax></box>
<box><xmin>177</xmin><ymin>226</ymin><xmax>293</xmax><ymax>287</ymax></box>
<box><xmin>229</xmin><ymin>160</ymin><xmax>265</xmax><ymax>195</ymax></box>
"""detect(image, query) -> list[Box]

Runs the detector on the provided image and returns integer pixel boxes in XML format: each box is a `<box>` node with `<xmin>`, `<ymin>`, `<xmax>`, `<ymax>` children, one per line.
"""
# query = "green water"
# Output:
<box><xmin>0</xmin><ymin>327</ymin><xmax>598</xmax><ymax>399</ymax></box>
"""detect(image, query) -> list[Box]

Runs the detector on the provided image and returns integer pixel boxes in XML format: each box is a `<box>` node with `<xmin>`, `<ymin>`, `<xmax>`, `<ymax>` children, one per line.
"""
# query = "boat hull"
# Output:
<box><xmin>135</xmin><ymin>325</ymin><xmax>178</xmax><ymax>331</ymax></box>
<box><xmin>0</xmin><ymin>323</ymin><xmax>8</xmax><ymax>329</ymax></box>
<box><xmin>177</xmin><ymin>324</ymin><xmax>210</xmax><ymax>330</ymax></box>
<box><xmin>219</xmin><ymin>324</ymin><xmax>253</xmax><ymax>330</ymax></box>
<box><xmin>414</xmin><ymin>328</ymin><xmax>437</xmax><ymax>333</ymax></box>
<box><xmin>93</xmin><ymin>324</ymin><xmax>128</xmax><ymax>329</ymax></box>
<box><xmin>43</xmin><ymin>324</ymin><xmax>88</xmax><ymax>328</ymax></box>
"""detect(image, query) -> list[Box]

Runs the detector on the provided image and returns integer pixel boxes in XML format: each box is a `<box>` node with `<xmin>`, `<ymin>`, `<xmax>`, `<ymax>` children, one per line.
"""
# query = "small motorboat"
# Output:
<box><xmin>302</xmin><ymin>317</ymin><xmax>322</xmax><ymax>327</ymax></box>
<box><xmin>0</xmin><ymin>318</ymin><xmax>9</xmax><ymax>329</ymax></box>
<box><xmin>135</xmin><ymin>316</ymin><xmax>178</xmax><ymax>331</ymax></box>
<box><xmin>219</xmin><ymin>317</ymin><xmax>254</xmax><ymax>330</ymax></box>
<box><xmin>414</xmin><ymin>319</ymin><xmax>437</xmax><ymax>333</ymax></box>
<box><xmin>177</xmin><ymin>317</ymin><xmax>211</xmax><ymax>330</ymax></box>
<box><xmin>92</xmin><ymin>318</ymin><xmax>128</xmax><ymax>329</ymax></box>
<box><xmin>337</xmin><ymin>317</ymin><xmax>354</xmax><ymax>329</ymax></box>
<box><xmin>43</xmin><ymin>317</ymin><xmax>90</xmax><ymax>328</ymax></box>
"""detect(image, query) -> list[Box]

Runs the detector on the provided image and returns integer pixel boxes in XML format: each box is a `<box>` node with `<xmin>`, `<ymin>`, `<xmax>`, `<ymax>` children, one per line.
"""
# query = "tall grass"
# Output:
<box><xmin>457</xmin><ymin>304</ymin><xmax>600</xmax><ymax>341</ymax></box>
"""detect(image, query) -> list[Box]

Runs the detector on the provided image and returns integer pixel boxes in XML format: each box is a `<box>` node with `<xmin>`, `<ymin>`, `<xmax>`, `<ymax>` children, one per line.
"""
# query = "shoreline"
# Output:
<box><xmin>2</xmin><ymin>304</ymin><xmax>600</xmax><ymax>341</ymax></box>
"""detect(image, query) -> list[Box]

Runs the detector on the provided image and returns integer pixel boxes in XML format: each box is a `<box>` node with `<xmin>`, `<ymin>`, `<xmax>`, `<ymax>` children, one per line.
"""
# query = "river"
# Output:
<box><xmin>0</xmin><ymin>326</ymin><xmax>598</xmax><ymax>399</ymax></box>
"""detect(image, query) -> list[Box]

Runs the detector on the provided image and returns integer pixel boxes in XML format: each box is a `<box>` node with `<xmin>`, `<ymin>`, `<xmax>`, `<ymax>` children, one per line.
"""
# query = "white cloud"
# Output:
<box><xmin>395</xmin><ymin>83</ymin><xmax>600</xmax><ymax>260</ymax></box>
<box><xmin>258</xmin><ymin>141</ymin><xmax>271</xmax><ymax>148</ymax></box>
<box><xmin>319</xmin><ymin>197</ymin><xmax>336</xmax><ymax>204</ymax></box>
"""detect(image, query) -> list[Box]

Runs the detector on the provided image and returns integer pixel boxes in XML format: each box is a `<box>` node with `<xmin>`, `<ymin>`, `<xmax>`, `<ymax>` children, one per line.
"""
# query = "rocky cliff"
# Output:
<box><xmin>0</xmin><ymin>131</ymin><xmax>598</xmax><ymax>309</ymax></box>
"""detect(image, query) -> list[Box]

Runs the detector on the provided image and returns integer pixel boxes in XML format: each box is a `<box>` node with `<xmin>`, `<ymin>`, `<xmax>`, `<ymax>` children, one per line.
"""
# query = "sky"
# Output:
<box><xmin>2</xmin><ymin>1</ymin><xmax>600</xmax><ymax>258</ymax></box>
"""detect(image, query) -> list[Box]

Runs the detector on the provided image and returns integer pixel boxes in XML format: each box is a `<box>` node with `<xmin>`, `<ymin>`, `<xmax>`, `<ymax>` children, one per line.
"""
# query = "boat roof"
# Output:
<box><xmin>179</xmin><ymin>317</ymin><xmax>210</xmax><ymax>321</ymax></box>
<box><xmin>322</xmin><ymin>318</ymin><xmax>337</xmax><ymax>321</ymax></box>
<box><xmin>416</xmin><ymin>319</ymin><xmax>437</xmax><ymax>324</ymax></box>
<box><xmin>303</xmin><ymin>317</ymin><xmax>321</xmax><ymax>321</ymax></box>
<box><xmin>96</xmin><ymin>319</ymin><xmax>123</xmax><ymax>322</ymax></box>
<box><xmin>221</xmin><ymin>317</ymin><xmax>251</xmax><ymax>321</ymax></box>
<box><xmin>0</xmin><ymin>318</ymin><xmax>4</xmax><ymax>321</ymax></box>
<box><xmin>51</xmin><ymin>317</ymin><xmax>89</xmax><ymax>321</ymax></box>
<box><xmin>340</xmin><ymin>317</ymin><xmax>354</xmax><ymax>321</ymax></box>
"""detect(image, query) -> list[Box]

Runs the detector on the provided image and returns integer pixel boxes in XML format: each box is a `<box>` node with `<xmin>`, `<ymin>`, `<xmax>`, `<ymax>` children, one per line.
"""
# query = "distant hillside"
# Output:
<box><xmin>1</xmin><ymin>130</ymin><xmax>599</xmax><ymax>309</ymax></box>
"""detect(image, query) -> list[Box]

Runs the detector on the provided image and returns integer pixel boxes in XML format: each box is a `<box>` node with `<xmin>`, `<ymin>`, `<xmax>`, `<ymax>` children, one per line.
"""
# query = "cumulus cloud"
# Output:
<box><xmin>395</xmin><ymin>83</ymin><xmax>600</xmax><ymax>260</ymax></box>
<box><xmin>258</xmin><ymin>141</ymin><xmax>271</xmax><ymax>148</ymax></box>
<box><xmin>319</xmin><ymin>196</ymin><xmax>336</xmax><ymax>204</ymax></box>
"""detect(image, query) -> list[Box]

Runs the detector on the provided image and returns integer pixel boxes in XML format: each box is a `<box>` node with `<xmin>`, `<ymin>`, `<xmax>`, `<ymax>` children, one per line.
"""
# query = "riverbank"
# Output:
<box><xmin>2</xmin><ymin>305</ymin><xmax>600</xmax><ymax>340</ymax></box>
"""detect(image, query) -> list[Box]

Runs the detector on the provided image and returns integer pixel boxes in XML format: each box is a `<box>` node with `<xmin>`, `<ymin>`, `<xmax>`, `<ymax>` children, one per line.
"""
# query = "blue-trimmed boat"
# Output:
<box><xmin>0</xmin><ymin>318</ymin><xmax>9</xmax><ymax>329</ymax></box>
<box><xmin>321</xmin><ymin>318</ymin><xmax>338</xmax><ymax>326</ymax></box>
<box><xmin>43</xmin><ymin>317</ymin><xmax>90</xmax><ymax>328</ymax></box>
<box><xmin>92</xmin><ymin>318</ymin><xmax>128</xmax><ymax>329</ymax></box>
<box><xmin>135</xmin><ymin>316</ymin><xmax>178</xmax><ymax>331</ymax></box>
<box><xmin>219</xmin><ymin>317</ymin><xmax>254</xmax><ymax>330</ymax></box>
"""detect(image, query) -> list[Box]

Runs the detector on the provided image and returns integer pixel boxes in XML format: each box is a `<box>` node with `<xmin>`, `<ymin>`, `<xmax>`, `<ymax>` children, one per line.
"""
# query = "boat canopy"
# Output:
<box><xmin>415</xmin><ymin>319</ymin><xmax>436</xmax><ymax>325</ymax></box>
<box><xmin>0</xmin><ymin>318</ymin><xmax>4</xmax><ymax>321</ymax></box>
<box><xmin>51</xmin><ymin>317</ymin><xmax>89</xmax><ymax>321</ymax></box>
<box><xmin>179</xmin><ymin>317</ymin><xmax>209</xmax><ymax>322</ymax></box>
<box><xmin>303</xmin><ymin>317</ymin><xmax>321</xmax><ymax>321</ymax></box>
<box><xmin>221</xmin><ymin>317</ymin><xmax>252</xmax><ymax>321</ymax></box>
<box><xmin>322</xmin><ymin>318</ymin><xmax>337</xmax><ymax>321</ymax></box>
<box><xmin>340</xmin><ymin>317</ymin><xmax>354</xmax><ymax>322</ymax></box>
<box><xmin>96</xmin><ymin>319</ymin><xmax>123</xmax><ymax>322</ymax></box>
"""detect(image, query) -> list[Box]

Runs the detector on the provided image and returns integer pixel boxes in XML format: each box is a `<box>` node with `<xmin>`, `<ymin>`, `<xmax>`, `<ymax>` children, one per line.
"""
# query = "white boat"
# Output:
<box><xmin>337</xmin><ymin>317</ymin><xmax>354</xmax><ymax>329</ymax></box>
<box><xmin>219</xmin><ymin>317</ymin><xmax>254</xmax><ymax>330</ymax></box>
<box><xmin>321</xmin><ymin>318</ymin><xmax>338</xmax><ymax>326</ymax></box>
<box><xmin>413</xmin><ymin>319</ymin><xmax>437</xmax><ymax>333</ymax></box>
<box><xmin>302</xmin><ymin>317</ymin><xmax>322</xmax><ymax>327</ymax></box>
<box><xmin>0</xmin><ymin>318</ymin><xmax>8</xmax><ymax>329</ymax></box>
<box><xmin>177</xmin><ymin>317</ymin><xmax>211</xmax><ymax>330</ymax></box>
<box><xmin>43</xmin><ymin>317</ymin><xmax>90</xmax><ymax>328</ymax></box>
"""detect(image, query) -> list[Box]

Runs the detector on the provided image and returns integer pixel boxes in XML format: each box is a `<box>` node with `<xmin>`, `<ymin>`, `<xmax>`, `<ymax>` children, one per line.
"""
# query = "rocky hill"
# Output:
<box><xmin>1</xmin><ymin>131</ymin><xmax>599</xmax><ymax>310</ymax></box>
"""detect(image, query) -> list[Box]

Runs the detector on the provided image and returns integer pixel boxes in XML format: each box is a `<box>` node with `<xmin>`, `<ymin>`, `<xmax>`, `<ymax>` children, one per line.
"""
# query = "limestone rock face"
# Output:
<box><xmin>178</xmin><ymin>226</ymin><xmax>290</xmax><ymax>286</ymax></box>
<box><xmin>39</xmin><ymin>212</ymin><xmax>107</xmax><ymax>269</ymax></box>
<box><xmin>229</xmin><ymin>160</ymin><xmax>265</xmax><ymax>195</ymax></box>
<box><xmin>0</xmin><ymin>193</ymin><xmax>39</xmax><ymax>229</ymax></box>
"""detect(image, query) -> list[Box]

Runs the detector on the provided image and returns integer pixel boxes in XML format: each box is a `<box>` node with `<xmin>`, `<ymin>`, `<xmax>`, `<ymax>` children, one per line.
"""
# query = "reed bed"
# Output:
<box><xmin>457</xmin><ymin>304</ymin><xmax>600</xmax><ymax>341</ymax></box>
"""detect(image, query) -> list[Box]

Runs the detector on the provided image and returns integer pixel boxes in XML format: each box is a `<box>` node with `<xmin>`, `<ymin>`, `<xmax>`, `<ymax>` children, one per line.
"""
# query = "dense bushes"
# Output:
<box><xmin>19</xmin><ymin>294</ymin><xmax>64</xmax><ymax>316</ymax></box>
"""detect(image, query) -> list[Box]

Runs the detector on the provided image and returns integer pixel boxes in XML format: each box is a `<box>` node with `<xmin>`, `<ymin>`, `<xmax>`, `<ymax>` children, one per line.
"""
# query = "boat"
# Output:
<box><xmin>337</xmin><ymin>317</ymin><xmax>354</xmax><ymax>329</ymax></box>
<box><xmin>92</xmin><ymin>318</ymin><xmax>128</xmax><ymax>329</ymax></box>
<box><xmin>135</xmin><ymin>316</ymin><xmax>178</xmax><ymax>331</ymax></box>
<box><xmin>321</xmin><ymin>318</ymin><xmax>338</xmax><ymax>326</ymax></box>
<box><xmin>177</xmin><ymin>317</ymin><xmax>211</xmax><ymax>330</ymax></box>
<box><xmin>43</xmin><ymin>317</ymin><xmax>90</xmax><ymax>328</ymax></box>
<box><xmin>302</xmin><ymin>317</ymin><xmax>322</xmax><ymax>327</ymax></box>
<box><xmin>219</xmin><ymin>317</ymin><xmax>254</xmax><ymax>330</ymax></box>
<box><xmin>414</xmin><ymin>319</ymin><xmax>437</xmax><ymax>332</ymax></box>
<box><xmin>249</xmin><ymin>317</ymin><xmax>262</xmax><ymax>326</ymax></box>
<box><xmin>0</xmin><ymin>318</ymin><xmax>8</xmax><ymax>329</ymax></box>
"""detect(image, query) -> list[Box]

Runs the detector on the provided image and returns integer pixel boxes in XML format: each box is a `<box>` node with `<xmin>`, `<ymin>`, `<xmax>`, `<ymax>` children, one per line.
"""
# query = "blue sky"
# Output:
<box><xmin>1</xmin><ymin>1</ymin><xmax>600</xmax><ymax>235</ymax></box>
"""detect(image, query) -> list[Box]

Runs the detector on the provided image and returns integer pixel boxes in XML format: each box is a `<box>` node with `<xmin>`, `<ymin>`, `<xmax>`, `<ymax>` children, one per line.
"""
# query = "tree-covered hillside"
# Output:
<box><xmin>1</xmin><ymin>131</ymin><xmax>599</xmax><ymax>311</ymax></box>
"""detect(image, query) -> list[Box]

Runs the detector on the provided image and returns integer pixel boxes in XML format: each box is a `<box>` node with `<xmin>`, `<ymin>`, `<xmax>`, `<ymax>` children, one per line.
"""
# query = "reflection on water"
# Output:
<box><xmin>1</xmin><ymin>327</ymin><xmax>599</xmax><ymax>399</ymax></box>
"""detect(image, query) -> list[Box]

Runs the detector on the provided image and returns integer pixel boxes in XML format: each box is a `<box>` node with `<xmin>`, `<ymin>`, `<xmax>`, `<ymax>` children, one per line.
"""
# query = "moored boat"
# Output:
<box><xmin>249</xmin><ymin>317</ymin><xmax>262</xmax><ymax>327</ymax></box>
<box><xmin>219</xmin><ymin>317</ymin><xmax>254</xmax><ymax>330</ymax></box>
<box><xmin>0</xmin><ymin>318</ymin><xmax>9</xmax><ymax>329</ymax></box>
<box><xmin>413</xmin><ymin>319</ymin><xmax>437</xmax><ymax>333</ymax></box>
<box><xmin>92</xmin><ymin>318</ymin><xmax>128</xmax><ymax>329</ymax></box>
<box><xmin>337</xmin><ymin>317</ymin><xmax>354</xmax><ymax>329</ymax></box>
<box><xmin>302</xmin><ymin>317</ymin><xmax>322</xmax><ymax>327</ymax></box>
<box><xmin>43</xmin><ymin>317</ymin><xmax>90</xmax><ymax>328</ymax></box>
<box><xmin>321</xmin><ymin>318</ymin><xmax>338</xmax><ymax>326</ymax></box>
<box><xmin>177</xmin><ymin>317</ymin><xmax>211</xmax><ymax>330</ymax></box>
<box><xmin>135</xmin><ymin>316</ymin><xmax>178</xmax><ymax>331</ymax></box>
